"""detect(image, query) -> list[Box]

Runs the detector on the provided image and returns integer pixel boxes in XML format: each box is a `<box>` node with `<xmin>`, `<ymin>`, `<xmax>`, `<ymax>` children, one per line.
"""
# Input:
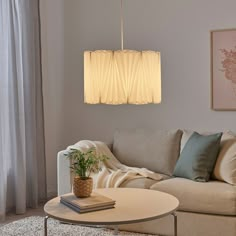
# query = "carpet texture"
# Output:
<box><xmin>0</xmin><ymin>216</ymin><xmax>155</xmax><ymax>236</ymax></box>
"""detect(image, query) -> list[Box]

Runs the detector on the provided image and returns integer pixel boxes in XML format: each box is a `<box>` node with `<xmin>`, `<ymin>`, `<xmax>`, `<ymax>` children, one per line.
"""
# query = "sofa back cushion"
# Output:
<box><xmin>213</xmin><ymin>132</ymin><xmax>236</xmax><ymax>185</ymax></box>
<box><xmin>112</xmin><ymin>129</ymin><xmax>183</xmax><ymax>176</ymax></box>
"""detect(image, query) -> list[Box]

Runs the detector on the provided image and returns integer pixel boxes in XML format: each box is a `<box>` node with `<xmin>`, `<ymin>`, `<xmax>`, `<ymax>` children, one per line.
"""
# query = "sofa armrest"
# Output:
<box><xmin>57</xmin><ymin>141</ymin><xmax>113</xmax><ymax>196</ymax></box>
<box><xmin>57</xmin><ymin>150</ymin><xmax>72</xmax><ymax>196</ymax></box>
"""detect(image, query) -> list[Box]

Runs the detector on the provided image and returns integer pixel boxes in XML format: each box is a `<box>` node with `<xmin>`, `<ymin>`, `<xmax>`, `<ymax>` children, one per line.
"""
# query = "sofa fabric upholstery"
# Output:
<box><xmin>57</xmin><ymin>128</ymin><xmax>236</xmax><ymax>236</ymax></box>
<box><xmin>118</xmin><ymin>211</ymin><xmax>236</xmax><ymax>236</ymax></box>
<box><xmin>113</xmin><ymin>129</ymin><xmax>182</xmax><ymax>176</ymax></box>
<box><xmin>150</xmin><ymin>177</ymin><xmax>236</xmax><ymax>216</ymax></box>
<box><xmin>213</xmin><ymin>132</ymin><xmax>236</xmax><ymax>185</ymax></box>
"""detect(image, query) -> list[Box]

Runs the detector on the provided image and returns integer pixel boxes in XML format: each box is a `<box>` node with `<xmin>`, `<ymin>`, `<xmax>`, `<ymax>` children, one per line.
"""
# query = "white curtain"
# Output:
<box><xmin>0</xmin><ymin>0</ymin><xmax>46</xmax><ymax>221</ymax></box>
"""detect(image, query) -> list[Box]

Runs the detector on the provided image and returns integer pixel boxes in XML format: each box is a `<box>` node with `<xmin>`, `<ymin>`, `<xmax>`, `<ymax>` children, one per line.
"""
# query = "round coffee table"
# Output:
<box><xmin>44</xmin><ymin>188</ymin><xmax>179</xmax><ymax>236</ymax></box>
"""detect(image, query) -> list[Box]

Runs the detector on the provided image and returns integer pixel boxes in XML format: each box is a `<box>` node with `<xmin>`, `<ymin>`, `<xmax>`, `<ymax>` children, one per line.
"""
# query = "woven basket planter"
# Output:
<box><xmin>73</xmin><ymin>177</ymin><xmax>93</xmax><ymax>198</ymax></box>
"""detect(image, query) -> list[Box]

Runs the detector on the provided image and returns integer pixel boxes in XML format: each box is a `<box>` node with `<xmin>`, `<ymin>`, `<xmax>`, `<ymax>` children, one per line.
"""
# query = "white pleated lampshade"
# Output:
<box><xmin>84</xmin><ymin>50</ymin><xmax>161</xmax><ymax>104</ymax></box>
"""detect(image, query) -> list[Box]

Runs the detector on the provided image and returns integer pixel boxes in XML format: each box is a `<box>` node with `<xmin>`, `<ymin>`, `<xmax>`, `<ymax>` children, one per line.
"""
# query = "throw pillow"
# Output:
<box><xmin>213</xmin><ymin>132</ymin><xmax>236</xmax><ymax>185</ymax></box>
<box><xmin>173</xmin><ymin>132</ymin><xmax>222</xmax><ymax>182</ymax></box>
<box><xmin>180</xmin><ymin>130</ymin><xmax>212</xmax><ymax>152</ymax></box>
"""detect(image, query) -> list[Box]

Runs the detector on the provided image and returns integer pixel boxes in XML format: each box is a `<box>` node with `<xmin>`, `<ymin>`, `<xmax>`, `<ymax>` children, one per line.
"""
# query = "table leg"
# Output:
<box><xmin>44</xmin><ymin>216</ymin><xmax>49</xmax><ymax>236</ymax></box>
<box><xmin>113</xmin><ymin>225</ymin><xmax>119</xmax><ymax>235</ymax></box>
<box><xmin>171</xmin><ymin>212</ymin><xmax>177</xmax><ymax>236</ymax></box>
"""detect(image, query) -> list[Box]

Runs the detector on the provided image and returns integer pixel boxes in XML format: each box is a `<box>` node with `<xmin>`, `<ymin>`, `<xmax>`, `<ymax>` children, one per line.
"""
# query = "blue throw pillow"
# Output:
<box><xmin>173</xmin><ymin>132</ymin><xmax>222</xmax><ymax>182</ymax></box>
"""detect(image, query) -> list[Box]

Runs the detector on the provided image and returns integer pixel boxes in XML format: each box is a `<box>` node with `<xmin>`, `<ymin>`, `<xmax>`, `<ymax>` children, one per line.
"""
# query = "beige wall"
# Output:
<box><xmin>42</xmin><ymin>0</ymin><xmax>236</xmax><ymax>196</ymax></box>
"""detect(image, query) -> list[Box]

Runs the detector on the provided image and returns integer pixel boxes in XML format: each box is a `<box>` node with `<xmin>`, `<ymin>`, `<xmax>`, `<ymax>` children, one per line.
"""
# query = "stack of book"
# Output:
<box><xmin>60</xmin><ymin>192</ymin><xmax>116</xmax><ymax>213</ymax></box>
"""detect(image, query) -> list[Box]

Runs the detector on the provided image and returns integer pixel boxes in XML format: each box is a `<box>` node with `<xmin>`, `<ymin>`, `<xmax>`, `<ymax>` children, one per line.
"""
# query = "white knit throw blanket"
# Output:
<box><xmin>67</xmin><ymin>140</ymin><xmax>162</xmax><ymax>188</ymax></box>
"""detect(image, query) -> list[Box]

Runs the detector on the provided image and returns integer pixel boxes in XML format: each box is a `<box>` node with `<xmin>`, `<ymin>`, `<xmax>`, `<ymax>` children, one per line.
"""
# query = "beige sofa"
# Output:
<box><xmin>57</xmin><ymin>129</ymin><xmax>236</xmax><ymax>236</ymax></box>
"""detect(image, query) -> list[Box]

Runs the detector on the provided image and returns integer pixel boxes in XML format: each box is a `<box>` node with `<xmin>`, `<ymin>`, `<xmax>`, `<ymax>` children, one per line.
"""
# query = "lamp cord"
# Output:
<box><xmin>120</xmin><ymin>0</ymin><xmax>124</xmax><ymax>50</ymax></box>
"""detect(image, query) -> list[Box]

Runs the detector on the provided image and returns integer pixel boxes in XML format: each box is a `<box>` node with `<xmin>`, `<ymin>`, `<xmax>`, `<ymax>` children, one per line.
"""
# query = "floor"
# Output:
<box><xmin>0</xmin><ymin>204</ymin><xmax>45</xmax><ymax>227</ymax></box>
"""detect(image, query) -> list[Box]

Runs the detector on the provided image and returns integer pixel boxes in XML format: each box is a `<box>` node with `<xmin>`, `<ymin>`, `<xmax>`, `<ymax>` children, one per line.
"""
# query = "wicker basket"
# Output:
<box><xmin>73</xmin><ymin>177</ymin><xmax>93</xmax><ymax>198</ymax></box>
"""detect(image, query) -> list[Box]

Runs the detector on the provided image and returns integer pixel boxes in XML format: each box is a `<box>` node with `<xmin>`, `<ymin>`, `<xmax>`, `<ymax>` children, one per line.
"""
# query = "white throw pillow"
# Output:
<box><xmin>213</xmin><ymin>132</ymin><xmax>236</xmax><ymax>185</ymax></box>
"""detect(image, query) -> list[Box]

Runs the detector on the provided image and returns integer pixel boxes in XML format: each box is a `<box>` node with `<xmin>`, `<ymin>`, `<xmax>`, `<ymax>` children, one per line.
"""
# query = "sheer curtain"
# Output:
<box><xmin>0</xmin><ymin>0</ymin><xmax>47</xmax><ymax>221</ymax></box>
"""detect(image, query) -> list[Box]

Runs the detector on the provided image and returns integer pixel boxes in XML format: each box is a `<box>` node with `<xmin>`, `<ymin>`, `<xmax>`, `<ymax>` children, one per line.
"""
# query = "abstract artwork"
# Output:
<box><xmin>211</xmin><ymin>29</ymin><xmax>236</xmax><ymax>110</ymax></box>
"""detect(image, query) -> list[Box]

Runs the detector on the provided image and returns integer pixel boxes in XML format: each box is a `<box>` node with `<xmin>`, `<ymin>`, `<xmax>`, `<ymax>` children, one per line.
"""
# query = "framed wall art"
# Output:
<box><xmin>211</xmin><ymin>29</ymin><xmax>236</xmax><ymax>110</ymax></box>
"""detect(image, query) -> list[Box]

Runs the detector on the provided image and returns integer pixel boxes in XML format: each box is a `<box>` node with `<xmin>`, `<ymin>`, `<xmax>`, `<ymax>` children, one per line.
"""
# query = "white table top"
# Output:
<box><xmin>44</xmin><ymin>188</ymin><xmax>179</xmax><ymax>225</ymax></box>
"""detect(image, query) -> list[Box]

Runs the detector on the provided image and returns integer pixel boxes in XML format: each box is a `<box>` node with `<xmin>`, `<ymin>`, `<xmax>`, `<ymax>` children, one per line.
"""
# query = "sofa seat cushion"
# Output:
<box><xmin>113</xmin><ymin>129</ymin><xmax>183</xmax><ymax>176</ymax></box>
<box><xmin>150</xmin><ymin>177</ymin><xmax>236</xmax><ymax>216</ymax></box>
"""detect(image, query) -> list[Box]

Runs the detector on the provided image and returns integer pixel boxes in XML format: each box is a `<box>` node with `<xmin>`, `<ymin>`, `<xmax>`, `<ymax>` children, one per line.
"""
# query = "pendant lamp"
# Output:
<box><xmin>84</xmin><ymin>0</ymin><xmax>161</xmax><ymax>105</ymax></box>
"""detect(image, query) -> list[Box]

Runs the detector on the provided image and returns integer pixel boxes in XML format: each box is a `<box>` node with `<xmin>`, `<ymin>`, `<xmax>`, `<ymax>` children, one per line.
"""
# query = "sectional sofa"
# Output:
<box><xmin>57</xmin><ymin>129</ymin><xmax>236</xmax><ymax>236</ymax></box>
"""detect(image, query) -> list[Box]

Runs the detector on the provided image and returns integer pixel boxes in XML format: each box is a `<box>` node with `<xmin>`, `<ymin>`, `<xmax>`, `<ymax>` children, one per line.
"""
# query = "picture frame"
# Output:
<box><xmin>211</xmin><ymin>29</ymin><xmax>236</xmax><ymax>111</ymax></box>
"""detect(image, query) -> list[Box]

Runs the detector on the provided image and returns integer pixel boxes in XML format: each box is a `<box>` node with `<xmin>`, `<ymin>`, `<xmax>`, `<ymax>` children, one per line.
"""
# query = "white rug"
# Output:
<box><xmin>0</xmin><ymin>216</ymin><xmax>155</xmax><ymax>236</ymax></box>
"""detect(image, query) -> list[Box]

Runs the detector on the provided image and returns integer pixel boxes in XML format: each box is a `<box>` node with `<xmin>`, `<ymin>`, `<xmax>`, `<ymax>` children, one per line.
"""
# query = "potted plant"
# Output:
<box><xmin>65</xmin><ymin>147</ymin><xmax>108</xmax><ymax>198</ymax></box>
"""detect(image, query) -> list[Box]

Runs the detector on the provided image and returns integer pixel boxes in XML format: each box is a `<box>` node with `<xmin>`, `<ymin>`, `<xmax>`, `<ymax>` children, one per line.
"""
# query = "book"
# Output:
<box><xmin>60</xmin><ymin>199</ymin><xmax>115</xmax><ymax>213</ymax></box>
<box><xmin>60</xmin><ymin>192</ymin><xmax>116</xmax><ymax>210</ymax></box>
